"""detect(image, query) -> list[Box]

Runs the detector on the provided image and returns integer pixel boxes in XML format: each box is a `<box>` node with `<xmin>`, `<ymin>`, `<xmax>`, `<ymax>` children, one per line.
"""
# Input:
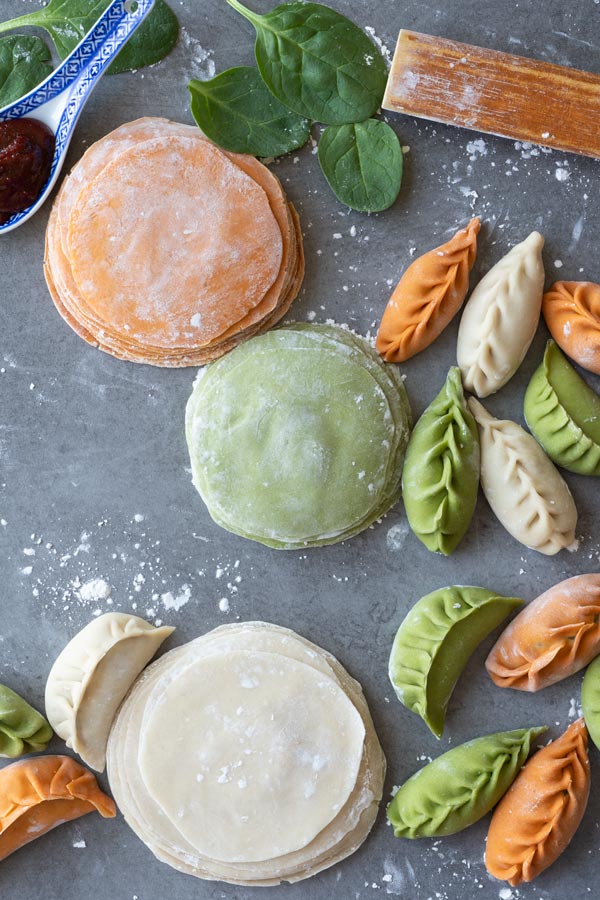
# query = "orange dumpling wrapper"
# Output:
<box><xmin>376</xmin><ymin>217</ymin><xmax>481</xmax><ymax>362</ymax></box>
<box><xmin>486</xmin><ymin>574</ymin><xmax>600</xmax><ymax>692</ymax></box>
<box><xmin>0</xmin><ymin>755</ymin><xmax>115</xmax><ymax>861</ymax></box>
<box><xmin>486</xmin><ymin>718</ymin><xmax>590</xmax><ymax>886</ymax></box>
<box><xmin>542</xmin><ymin>281</ymin><xmax>600</xmax><ymax>375</ymax></box>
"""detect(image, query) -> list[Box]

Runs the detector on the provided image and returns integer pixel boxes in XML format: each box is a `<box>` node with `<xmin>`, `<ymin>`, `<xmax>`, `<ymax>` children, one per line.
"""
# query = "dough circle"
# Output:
<box><xmin>107</xmin><ymin>622</ymin><xmax>386</xmax><ymax>885</ymax></box>
<box><xmin>138</xmin><ymin>649</ymin><xmax>365</xmax><ymax>863</ymax></box>
<box><xmin>43</xmin><ymin>117</ymin><xmax>305</xmax><ymax>366</ymax></box>
<box><xmin>185</xmin><ymin>324</ymin><xmax>412</xmax><ymax>548</ymax></box>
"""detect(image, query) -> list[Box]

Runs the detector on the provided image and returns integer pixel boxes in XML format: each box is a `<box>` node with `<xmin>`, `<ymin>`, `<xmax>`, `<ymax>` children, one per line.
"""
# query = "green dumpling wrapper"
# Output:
<box><xmin>524</xmin><ymin>340</ymin><xmax>600</xmax><ymax>476</ymax></box>
<box><xmin>389</xmin><ymin>586</ymin><xmax>523</xmax><ymax>739</ymax></box>
<box><xmin>402</xmin><ymin>367</ymin><xmax>479</xmax><ymax>555</ymax></box>
<box><xmin>0</xmin><ymin>684</ymin><xmax>52</xmax><ymax>758</ymax></box>
<box><xmin>186</xmin><ymin>324</ymin><xmax>412</xmax><ymax>549</ymax></box>
<box><xmin>387</xmin><ymin>726</ymin><xmax>547</xmax><ymax>839</ymax></box>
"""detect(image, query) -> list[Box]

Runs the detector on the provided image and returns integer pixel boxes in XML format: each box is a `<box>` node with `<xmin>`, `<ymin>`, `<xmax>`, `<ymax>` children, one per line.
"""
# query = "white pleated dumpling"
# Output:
<box><xmin>468</xmin><ymin>398</ymin><xmax>577</xmax><ymax>555</ymax></box>
<box><xmin>45</xmin><ymin>613</ymin><xmax>174</xmax><ymax>772</ymax></box>
<box><xmin>457</xmin><ymin>232</ymin><xmax>545</xmax><ymax>397</ymax></box>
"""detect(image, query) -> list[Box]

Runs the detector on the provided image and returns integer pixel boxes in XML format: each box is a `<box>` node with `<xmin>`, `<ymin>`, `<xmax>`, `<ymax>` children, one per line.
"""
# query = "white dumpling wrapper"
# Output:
<box><xmin>106</xmin><ymin>622</ymin><xmax>385</xmax><ymax>885</ymax></box>
<box><xmin>457</xmin><ymin>232</ymin><xmax>545</xmax><ymax>397</ymax></box>
<box><xmin>45</xmin><ymin>612</ymin><xmax>173</xmax><ymax>771</ymax></box>
<box><xmin>469</xmin><ymin>398</ymin><xmax>577</xmax><ymax>555</ymax></box>
<box><xmin>138</xmin><ymin>648</ymin><xmax>365</xmax><ymax>864</ymax></box>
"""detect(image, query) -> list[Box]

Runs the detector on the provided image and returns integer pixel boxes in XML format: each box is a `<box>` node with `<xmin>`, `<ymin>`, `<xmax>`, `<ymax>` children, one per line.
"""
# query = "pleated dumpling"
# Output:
<box><xmin>0</xmin><ymin>755</ymin><xmax>115</xmax><ymax>861</ymax></box>
<box><xmin>388</xmin><ymin>586</ymin><xmax>523</xmax><ymax>738</ymax></box>
<box><xmin>524</xmin><ymin>340</ymin><xmax>600</xmax><ymax>476</ymax></box>
<box><xmin>0</xmin><ymin>684</ymin><xmax>52</xmax><ymax>758</ymax></box>
<box><xmin>543</xmin><ymin>281</ymin><xmax>600</xmax><ymax>375</ymax></box>
<box><xmin>457</xmin><ymin>232</ymin><xmax>545</xmax><ymax>397</ymax></box>
<box><xmin>376</xmin><ymin>217</ymin><xmax>480</xmax><ymax>363</ymax></box>
<box><xmin>486</xmin><ymin>719</ymin><xmax>590</xmax><ymax>886</ymax></box>
<box><xmin>387</xmin><ymin>727</ymin><xmax>546</xmax><ymax>839</ymax></box>
<box><xmin>402</xmin><ymin>367</ymin><xmax>479</xmax><ymax>555</ymax></box>
<box><xmin>581</xmin><ymin>655</ymin><xmax>600</xmax><ymax>751</ymax></box>
<box><xmin>486</xmin><ymin>574</ymin><xmax>600</xmax><ymax>691</ymax></box>
<box><xmin>468</xmin><ymin>398</ymin><xmax>577</xmax><ymax>555</ymax></box>
<box><xmin>45</xmin><ymin>613</ymin><xmax>174</xmax><ymax>772</ymax></box>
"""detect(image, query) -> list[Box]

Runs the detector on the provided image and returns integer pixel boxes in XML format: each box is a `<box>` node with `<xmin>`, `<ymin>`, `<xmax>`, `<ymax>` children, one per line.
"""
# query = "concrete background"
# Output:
<box><xmin>1</xmin><ymin>0</ymin><xmax>600</xmax><ymax>897</ymax></box>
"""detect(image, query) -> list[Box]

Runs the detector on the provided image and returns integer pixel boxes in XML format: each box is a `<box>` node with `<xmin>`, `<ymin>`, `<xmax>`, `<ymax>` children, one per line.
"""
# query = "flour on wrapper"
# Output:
<box><xmin>457</xmin><ymin>232</ymin><xmax>545</xmax><ymax>397</ymax></box>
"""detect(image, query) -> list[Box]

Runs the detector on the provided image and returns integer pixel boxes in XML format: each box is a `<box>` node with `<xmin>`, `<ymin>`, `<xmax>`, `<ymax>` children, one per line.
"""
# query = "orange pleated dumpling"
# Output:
<box><xmin>486</xmin><ymin>574</ymin><xmax>600</xmax><ymax>692</ymax></box>
<box><xmin>486</xmin><ymin>719</ymin><xmax>590</xmax><ymax>886</ymax></box>
<box><xmin>376</xmin><ymin>217</ymin><xmax>480</xmax><ymax>362</ymax></box>
<box><xmin>0</xmin><ymin>755</ymin><xmax>115</xmax><ymax>861</ymax></box>
<box><xmin>543</xmin><ymin>281</ymin><xmax>600</xmax><ymax>375</ymax></box>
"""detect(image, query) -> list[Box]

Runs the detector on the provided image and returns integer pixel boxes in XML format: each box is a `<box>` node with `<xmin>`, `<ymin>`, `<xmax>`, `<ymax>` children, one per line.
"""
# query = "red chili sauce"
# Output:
<box><xmin>0</xmin><ymin>118</ymin><xmax>55</xmax><ymax>225</ymax></box>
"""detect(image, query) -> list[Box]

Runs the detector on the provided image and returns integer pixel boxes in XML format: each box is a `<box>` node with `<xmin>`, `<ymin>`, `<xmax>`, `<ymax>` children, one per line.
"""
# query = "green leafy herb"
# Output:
<box><xmin>189</xmin><ymin>66</ymin><xmax>310</xmax><ymax>157</ymax></box>
<box><xmin>226</xmin><ymin>0</ymin><xmax>387</xmax><ymax>126</ymax></box>
<box><xmin>0</xmin><ymin>35</ymin><xmax>53</xmax><ymax>107</ymax></box>
<box><xmin>0</xmin><ymin>0</ymin><xmax>179</xmax><ymax>75</ymax></box>
<box><xmin>318</xmin><ymin>118</ymin><xmax>402</xmax><ymax>212</ymax></box>
<box><xmin>106</xmin><ymin>0</ymin><xmax>179</xmax><ymax>75</ymax></box>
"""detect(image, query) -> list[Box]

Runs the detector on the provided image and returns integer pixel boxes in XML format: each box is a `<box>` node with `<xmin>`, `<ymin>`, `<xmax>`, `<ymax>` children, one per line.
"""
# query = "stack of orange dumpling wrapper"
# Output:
<box><xmin>44</xmin><ymin>118</ymin><xmax>304</xmax><ymax>367</ymax></box>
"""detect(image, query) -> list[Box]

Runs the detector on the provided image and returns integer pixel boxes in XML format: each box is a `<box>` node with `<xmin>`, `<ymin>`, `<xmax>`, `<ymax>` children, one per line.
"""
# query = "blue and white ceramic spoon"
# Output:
<box><xmin>0</xmin><ymin>0</ymin><xmax>156</xmax><ymax>235</ymax></box>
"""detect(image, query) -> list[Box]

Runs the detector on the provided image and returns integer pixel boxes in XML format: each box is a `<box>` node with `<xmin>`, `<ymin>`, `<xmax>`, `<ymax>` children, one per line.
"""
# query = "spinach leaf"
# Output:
<box><xmin>0</xmin><ymin>0</ymin><xmax>179</xmax><ymax>74</ymax></box>
<box><xmin>0</xmin><ymin>34</ymin><xmax>53</xmax><ymax>107</ymax></box>
<box><xmin>226</xmin><ymin>0</ymin><xmax>388</xmax><ymax>126</ymax></box>
<box><xmin>318</xmin><ymin>119</ymin><xmax>402</xmax><ymax>212</ymax></box>
<box><xmin>106</xmin><ymin>0</ymin><xmax>179</xmax><ymax>75</ymax></box>
<box><xmin>189</xmin><ymin>66</ymin><xmax>310</xmax><ymax>157</ymax></box>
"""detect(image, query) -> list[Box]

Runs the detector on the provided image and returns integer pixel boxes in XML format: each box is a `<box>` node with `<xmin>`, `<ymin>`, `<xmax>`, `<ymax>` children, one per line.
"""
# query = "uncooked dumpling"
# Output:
<box><xmin>45</xmin><ymin>613</ymin><xmax>173</xmax><ymax>772</ymax></box>
<box><xmin>185</xmin><ymin>323</ymin><xmax>412</xmax><ymax>548</ymax></box>
<box><xmin>469</xmin><ymin>398</ymin><xmax>577</xmax><ymax>555</ymax></box>
<box><xmin>457</xmin><ymin>232</ymin><xmax>545</xmax><ymax>397</ymax></box>
<box><xmin>0</xmin><ymin>755</ymin><xmax>115</xmax><ymax>861</ymax></box>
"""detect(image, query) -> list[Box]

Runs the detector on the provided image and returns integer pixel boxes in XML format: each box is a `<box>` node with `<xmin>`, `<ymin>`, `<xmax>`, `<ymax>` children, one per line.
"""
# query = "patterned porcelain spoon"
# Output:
<box><xmin>0</xmin><ymin>0</ymin><xmax>155</xmax><ymax>235</ymax></box>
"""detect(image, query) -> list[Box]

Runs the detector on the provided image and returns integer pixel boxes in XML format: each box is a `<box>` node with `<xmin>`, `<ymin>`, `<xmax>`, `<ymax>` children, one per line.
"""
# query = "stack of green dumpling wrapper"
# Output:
<box><xmin>186</xmin><ymin>324</ymin><xmax>412</xmax><ymax>549</ymax></box>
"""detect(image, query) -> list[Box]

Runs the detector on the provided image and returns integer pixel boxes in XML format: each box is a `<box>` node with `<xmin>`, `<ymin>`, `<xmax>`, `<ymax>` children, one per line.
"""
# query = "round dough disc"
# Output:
<box><xmin>186</xmin><ymin>326</ymin><xmax>410</xmax><ymax>547</ymax></box>
<box><xmin>137</xmin><ymin>648</ymin><xmax>366</xmax><ymax>864</ymax></box>
<box><xmin>66</xmin><ymin>136</ymin><xmax>283</xmax><ymax>349</ymax></box>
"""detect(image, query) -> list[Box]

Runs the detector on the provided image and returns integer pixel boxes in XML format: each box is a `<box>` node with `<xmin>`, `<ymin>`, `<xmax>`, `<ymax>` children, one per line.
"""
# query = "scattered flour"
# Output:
<box><xmin>179</xmin><ymin>28</ymin><xmax>215</xmax><ymax>81</ymax></box>
<box><xmin>161</xmin><ymin>584</ymin><xmax>192</xmax><ymax>612</ymax></box>
<box><xmin>78</xmin><ymin>578</ymin><xmax>112</xmax><ymax>603</ymax></box>
<box><xmin>386</xmin><ymin>521</ymin><xmax>409</xmax><ymax>552</ymax></box>
<box><xmin>466</xmin><ymin>138</ymin><xmax>488</xmax><ymax>159</ymax></box>
<box><xmin>72</xmin><ymin>839</ymin><xmax>87</xmax><ymax>849</ymax></box>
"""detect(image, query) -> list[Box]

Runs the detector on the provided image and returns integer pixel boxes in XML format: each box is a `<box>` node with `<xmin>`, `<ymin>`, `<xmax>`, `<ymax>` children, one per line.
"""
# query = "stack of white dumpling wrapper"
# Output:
<box><xmin>106</xmin><ymin>621</ymin><xmax>386</xmax><ymax>885</ymax></box>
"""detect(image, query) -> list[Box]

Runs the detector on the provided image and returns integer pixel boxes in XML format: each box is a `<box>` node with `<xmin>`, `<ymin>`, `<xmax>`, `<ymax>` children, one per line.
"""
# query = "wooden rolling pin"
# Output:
<box><xmin>383</xmin><ymin>30</ymin><xmax>600</xmax><ymax>158</ymax></box>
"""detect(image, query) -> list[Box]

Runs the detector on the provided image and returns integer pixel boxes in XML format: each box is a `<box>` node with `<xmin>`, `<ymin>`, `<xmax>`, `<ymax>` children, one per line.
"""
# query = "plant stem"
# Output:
<box><xmin>226</xmin><ymin>0</ymin><xmax>260</xmax><ymax>25</ymax></box>
<box><xmin>0</xmin><ymin>12</ymin><xmax>42</xmax><ymax>35</ymax></box>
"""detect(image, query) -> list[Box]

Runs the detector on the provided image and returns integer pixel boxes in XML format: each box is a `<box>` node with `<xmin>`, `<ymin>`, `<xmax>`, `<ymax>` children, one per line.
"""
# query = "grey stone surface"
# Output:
<box><xmin>1</xmin><ymin>0</ymin><xmax>599</xmax><ymax>897</ymax></box>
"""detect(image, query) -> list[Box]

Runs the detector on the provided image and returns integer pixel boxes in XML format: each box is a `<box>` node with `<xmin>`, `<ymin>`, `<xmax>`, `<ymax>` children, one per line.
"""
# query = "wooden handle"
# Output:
<box><xmin>383</xmin><ymin>30</ymin><xmax>600</xmax><ymax>159</ymax></box>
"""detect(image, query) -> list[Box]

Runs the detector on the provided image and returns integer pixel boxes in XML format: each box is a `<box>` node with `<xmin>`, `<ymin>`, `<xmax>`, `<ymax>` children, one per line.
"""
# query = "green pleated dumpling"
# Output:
<box><xmin>0</xmin><ymin>684</ymin><xmax>53</xmax><ymax>758</ymax></box>
<box><xmin>581</xmin><ymin>655</ymin><xmax>600</xmax><ymax>751</ymax></box>
<box><xmin>389</xmin><ymin>586</ymin><xmax>523</xmax><ymax>738</ymax></box>
<box><xmin>524</xmin><ymin>340</ymin><xmax>600</xmax><ymax>476</ymax></box>
<box><xmin>186</xmin><ymin>324</ymin><xmax>412</xmax><ymax>549</ymax></box>
<box><xmin>402</xmin><ymin>367</ymin><xmax>479</xmax><ymax>554</ymax></box>
<box><xmin>387</xmin><ymin>726</ymin><xmax>547</xmax><ymax>839</ymax></box>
